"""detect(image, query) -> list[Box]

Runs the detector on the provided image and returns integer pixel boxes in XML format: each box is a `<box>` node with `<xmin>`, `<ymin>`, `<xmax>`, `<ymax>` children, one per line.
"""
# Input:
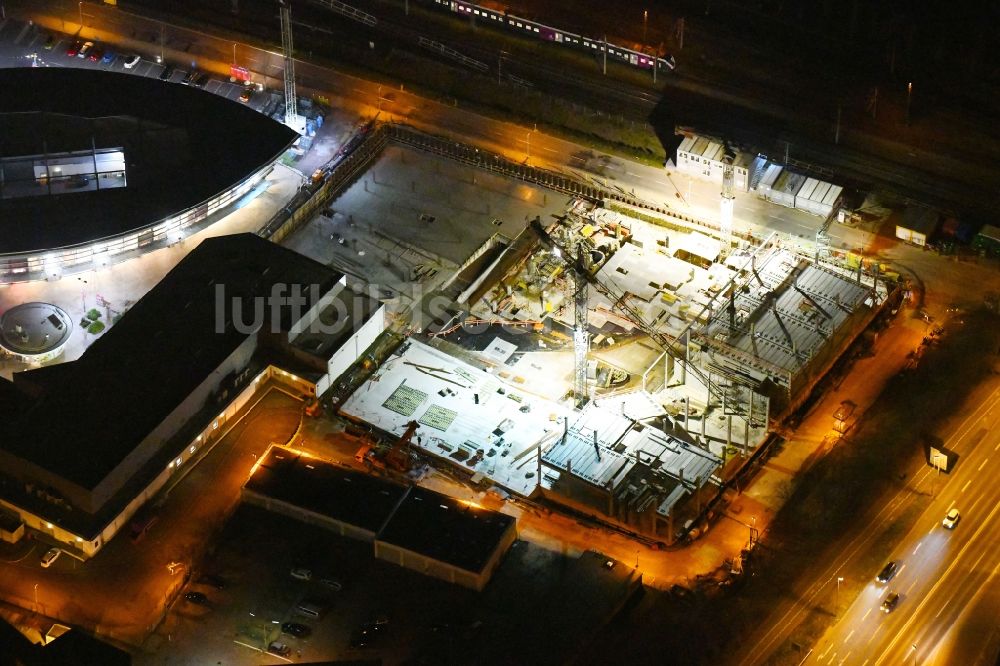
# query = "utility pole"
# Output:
<box><xmin>905</xmin><ymin>82</ymin><xmax>913</xmax><ymax>125</ymax></box>
<box><xmin>602</xmin><ymin>35</ymin><xmax>607</xmax><ymax>75</ymax></box>
<box><xmin>835</xmin><ymin>103</ymin><xmax>842</xmax><ymax>144</ymax></box>
<box><xmin>676</xmin><ymin>17</ymin><xmax>685</xmax><ymax>50</ymax></box>
<box><xmin>642</xmin><ymin>9</ymin><xmax>648</xmax><ymax>45</ymax></box>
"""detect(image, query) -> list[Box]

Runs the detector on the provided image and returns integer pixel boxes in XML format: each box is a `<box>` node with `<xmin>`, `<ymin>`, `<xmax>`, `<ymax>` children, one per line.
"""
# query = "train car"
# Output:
<box><xmin>426</xmin><ymin>0</ymin><xmax>674</xmax><ymax>74</ymax></box>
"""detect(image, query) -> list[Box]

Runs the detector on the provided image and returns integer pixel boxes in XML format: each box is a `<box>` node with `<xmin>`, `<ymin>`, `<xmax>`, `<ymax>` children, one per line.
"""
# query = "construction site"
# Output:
<box><xmin>329</xmin><ymin>145</ymin><xmax>892</xmax><ymax>541</ymax></box>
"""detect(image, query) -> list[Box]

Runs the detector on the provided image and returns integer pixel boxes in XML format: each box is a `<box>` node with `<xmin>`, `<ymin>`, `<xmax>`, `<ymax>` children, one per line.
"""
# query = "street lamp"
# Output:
<box><xmin>836</xmin><ymin>576</ymin><xmax>843</xmax><ymax>610</ymax></box>
<box><xmin>642</xmin><ymin>9</ymin><xmax>648</xmax><ymax>46</ymax></box>
<box><xmin>33</xmin><ymin>583</ymin><xmax>38</xmax><ymax>610</ymax></box>
<box><xmin>906</xmin><ymin>82</ymin><xmax>913</xmax><ymax>126</ymax></box>
<box><xmin>78</xmin><ymin>1</ymin><xmax>83</xmax><ymax>29</ymax></box>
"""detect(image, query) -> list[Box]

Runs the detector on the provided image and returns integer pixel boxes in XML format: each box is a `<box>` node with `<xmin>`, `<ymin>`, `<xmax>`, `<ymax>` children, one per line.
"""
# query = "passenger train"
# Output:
<box><xmin>425</xmin><ymin>0</ymin><xmax>676</xmax><ymax>73</ymax></box>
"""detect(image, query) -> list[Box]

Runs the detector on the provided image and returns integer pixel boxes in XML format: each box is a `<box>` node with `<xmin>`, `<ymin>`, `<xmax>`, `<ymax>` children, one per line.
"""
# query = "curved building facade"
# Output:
<box><xmin>0</xmin><ymin>67</ymin><xmax>298</xmax><ymax>282</ymax></box>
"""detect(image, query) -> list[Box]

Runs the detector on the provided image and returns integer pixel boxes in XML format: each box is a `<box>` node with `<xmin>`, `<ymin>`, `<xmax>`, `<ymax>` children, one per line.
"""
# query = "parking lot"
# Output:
<box><xmin>139</xmin><ymin>503</ymin><xmax>477</xmax><ymax>664</ymax></box>
<box><xmin>0</xmin><ymin>19</ymin><xmax>282</xmax><ymax>115</ymax></box>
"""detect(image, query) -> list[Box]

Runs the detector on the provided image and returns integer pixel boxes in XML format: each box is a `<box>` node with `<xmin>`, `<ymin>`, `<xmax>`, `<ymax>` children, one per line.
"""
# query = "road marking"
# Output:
<box><xmin>861</xmin><ymin>608</ymin><xmax>872</xmax><ymax>621</ymax></box>
<box><xmin>826</xmin><ymin>652</ymin><xmax>837</xmax><ymax>664</ymax></box>
<box><xmin>905</xmin><ymin>580</ymin><xmax>917</xmax><ymax>594</ymax></box>
<box><xmin>845</xmin><ymin>630</ymin><xmax>855</xmax><ymax>642</ymax></box>
<box><xmin>979</xmin><ymin>458</ymin><xmax>989</xmax><ymax>471</ymax></box>
<box><xmin>861</xmin><ymin>660</ymin><xmax>869</xmax><ymax>666</ymax></box>
<box><xmin>961</xmin><ymin>480</ymin><xmax>971</xmax><ymax>493</ymax></box>
<box><xmin>994</xmin><ymin>439</ymin><xmax>1000</xmax><ymax>451</ymax></box>
<box><xmin>839</xmin><ymin>652</ymin><xmax>851</xmax><ymax>665</ymax></box>
<box><xmin>873</xmin><ymin>491</ymin><xmax>1000</xmax><ymax>665</ymax></box>
<box><xmin>913</xmin><ymin>541</ymin><xmax>922</xmax><ymax>554</ymax></box>
<box><xmin>819</xmin><ymin>643</ymin><xmax>833</xmax><ymax>660</ymax></box>
<box><xmin>866</xmin><ymin>625</ymin><xmax>882</xmax><ymax>646</ymax></box>
<box><xmin>935</xmin><ymin>599</ymin><xmax>949</xmax><ymax>618</ymax></box>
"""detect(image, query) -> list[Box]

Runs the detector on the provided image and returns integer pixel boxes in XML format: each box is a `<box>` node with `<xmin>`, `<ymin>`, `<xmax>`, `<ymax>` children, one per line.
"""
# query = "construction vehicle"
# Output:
<box><xmin>360</xmin><ymin>421</ymin><xmax>419</xmax><ymax>473</ymax></box>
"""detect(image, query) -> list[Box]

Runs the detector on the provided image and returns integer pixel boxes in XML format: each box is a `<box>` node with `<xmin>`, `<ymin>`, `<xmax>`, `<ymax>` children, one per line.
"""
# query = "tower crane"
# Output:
<box><xmin>278</xmin><ymin>0</ymin><xmax>306</xmax><ymax>134</ymax></box>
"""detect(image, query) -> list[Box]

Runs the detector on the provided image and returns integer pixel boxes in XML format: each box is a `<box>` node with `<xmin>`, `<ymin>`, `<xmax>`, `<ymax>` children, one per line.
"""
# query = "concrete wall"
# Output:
<box><xmin>320</xmin><ymin>303</ymin><xmax>386</xmax><ymax>395</ymax></box>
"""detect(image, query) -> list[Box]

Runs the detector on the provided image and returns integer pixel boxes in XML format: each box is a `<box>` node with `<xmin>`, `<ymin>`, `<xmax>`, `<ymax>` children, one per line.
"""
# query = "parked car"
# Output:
<box><xmin>349</xmin><ymin>623</ymin><xmax>385</xmax><ymax>648</ymax></box>
<box><xmin>267</xmin><ymin>641</ymin><xmax>291</xmax><ymax>657</ymax></box>
<box><xmin>40</xmin><ymin>547</ymin><xmax>61</xmax><ymax>568</ymax></box>
<box><xmin>191</xmin><ymin>72</ymin><xmax>209</xmax><ymax>88</ymax></box>
<box><xmin>239</xmin><ymin>86</ymin><xmax>253</xmax><ymax>103</ymax></box>
<box><xmin>880</xmin><ymin>592</ymin><xmax>900</xmax><ymax>613</ymax></box>
<box><xmin>77</xmin><ymin>41</ymin><xmax>94</xmax><ymax>59</ymax></box>
<box><xmin>129</xmin><ymin>511</ymin><xmax>159</xmax><ymax>542</ymax></box>
<box><xmin>181</xmin><ymin>69</ymin><xmax>197</xmax><ymax>85</ymax></box>
<box><xmin>86</xmin><ymin>44</ymin><xmax>102</xmax><ymax>61</ymax></box>
<box><xmin>158</xmin><ymin>65</ymin><xmax>175</xmax><ymax>81</ymax></box>
<box><xmin>43</xmin><ymin>34</ymin><xmax>56</xmax><ymax>50</ymax></box>
<box><xmin>100</xmin><ymin>50</ymin><xmax>116</xmax><ymax>64</ymax></box>
<box><xmin>66</xmin><ymin>40</ymin><xmax>83</xmax><ymax>57</ymax></box>
<box><xmin>123</xmin><ymin>54</ymin><xmax>141</xmax><ymax>69</ymax></box>
<box><xmin>942</xmin><ymin>508</ymin><xmax>960</xmax><ymax>529</ymax></box>
<box><xmin>875</xmin><ymin>561</ymin><xmax>898</xmax><ymax>584</ymax></box>
<box><xmin>281</xmin><ymin>622</ymin><xmax>311</xmax><ymax>638</ymax></box>
<box><xmin>183</xmin><ymin>591</ymin><xmax>208</xmax><ymax>605</ymax></box>
<box><xmin>319</xmin><ymin>578</ymin><xmax>342</xmax><ymax>591</ymax></box>
<box><xmin>290</xmin><ymin>567</ymin><xmax>312</xmax><ymax>581</ymax></box>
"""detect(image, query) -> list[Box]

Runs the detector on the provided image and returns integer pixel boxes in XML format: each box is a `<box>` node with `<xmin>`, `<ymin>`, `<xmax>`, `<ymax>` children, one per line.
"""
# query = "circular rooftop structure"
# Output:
<box><xmin>0</xmin><ymin>67</ymin><xmax>298</xmax><ymax>281</ymax></box>
<box><xmin>0</xmin><ymin>302</ymin><xmax>73</xmax><ymax>362</ymax></box>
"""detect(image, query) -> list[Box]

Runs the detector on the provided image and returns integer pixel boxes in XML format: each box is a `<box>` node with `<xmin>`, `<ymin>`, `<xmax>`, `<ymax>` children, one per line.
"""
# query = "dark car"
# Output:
<box><xmin>197</xmin><ymin>574</ymin><xmax>226</xmax><ymax>590</ymax></box>
<box><xmin>181</xmin><ymin>69</ymin><xmax>197</xmax><ymax>85</ymax></box>
<box><xmin>281</xmin><ymin>622</ymin><xmax>311</xmax><ymax>638</ymax></box>
<box><xmin>880</xmin><ymin>592</ymin><xmax>900</xmax><ymax>613</ymax></box>
<box><xmin>43</xmin><ymin>34</ymin><xmax>56</xmax><ymax>50</ymax></box>
<box><xmin>350</xmin><ymin>622</ymin><xmax>386</xmax><ymax>648</ymax></box>
<box><xmin>158</xmin><ymin>65</ymin><xmax>175</xmax><ymax>81</ymax></box>
<box><xmin>183</xmin><ymin>591</ymin><xmax>208</xmax><ymax>605</ymax></box>
<box><xmin>239</xmin><ymin>87</ymin><xmax>253</xmax><ymax>103</ymax></box>
<box><xmin>66</xmin><ymin>40</ymin><xmax>83</xmax><ymax>57</ymax></box>
<box><xmin>191</xmin><ymin>72</ymin><xmax>209</xmax><ymax>87</ymax></box>
<box><xmin>88</xmin><ymin>45</ymin><xmax>104</xmax><ymax>62</ymax></box>
<box><xmin>876</xmin><ymin>561</ymin><xmax>898</xmax><ymax>584</ymax></box>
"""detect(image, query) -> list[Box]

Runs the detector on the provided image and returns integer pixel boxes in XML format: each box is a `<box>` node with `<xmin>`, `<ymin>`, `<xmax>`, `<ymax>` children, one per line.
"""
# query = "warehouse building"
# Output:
<box><xmin>674</xmin><ymin>132</ymin><xmax>752</xmax><ymax>191</ymax></box>
<box><xmin>243</xmin><ymin>446</ymin><xmax>518</xmax><ymax>591</ymax></box>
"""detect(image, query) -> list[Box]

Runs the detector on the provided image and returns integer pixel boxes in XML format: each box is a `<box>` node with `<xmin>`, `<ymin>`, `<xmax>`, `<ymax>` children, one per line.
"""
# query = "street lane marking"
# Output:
<box><xmin>913</xmin><ymin>542</ymin><xmax>922</xmax><ymax>554</ymax></box>
<box><xmin>994</xmin><ymin>439</ymin><xmax>1000</xmax><ymax>451</ymax></box>
<box><xmin>935</xmin><ymin>599</ymin><xmax>949</xmax><ymax>618</ymax></box>
<box><xmin>961</xmin><ymin>480</ymin><xmax>972</xmax><ymax>493</ymax></box>
<box><xmin>866</xmin><ymin>625</ymin><xmax>882</xmax><ymax>646</ymax></box>
<box><xmin>873</xmin><ymin>491</ymin><xmax>1000</xmax><ymax>665</ymax></box>
<box><xmin>845</xmin><ymin>630</ymin><xmax>855</xmax><ymax>642</ymax></box>
<box><xmin>905</xmin><ymin>580</ymin><xmax>917</xmax><ymax>594</ymax></box>
<box><xmin>979</xmin><ymin>458</ymin><xmax>989</xmax><ymax>471</ymax></box>
<box><xmin>819</xmin><ymin>643</ymin><xmax>833</xmax><ymax>660</ymax></box>
<box><xmin>861</xmin><ymin>608</ymin><xmax>872</xmax><ymax>621</ymax></box>
<box><xmin>840</xmin><ymin>652</ymin><xmax>851</xmax><ymax>665</ymax></box>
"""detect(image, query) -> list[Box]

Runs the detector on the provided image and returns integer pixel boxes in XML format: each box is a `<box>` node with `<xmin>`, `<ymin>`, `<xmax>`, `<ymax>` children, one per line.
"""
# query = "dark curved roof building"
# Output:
<box><xmin>0</xmin><ymin>67</ymin><xmax>297</xmax><ymax>281</ymax></box>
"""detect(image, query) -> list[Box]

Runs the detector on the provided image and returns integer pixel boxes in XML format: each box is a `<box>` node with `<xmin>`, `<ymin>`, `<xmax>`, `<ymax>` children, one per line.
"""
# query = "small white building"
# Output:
<box><xmin>674</xmin><ymin>133</ymin><xmax>751</xmax><ymax>191</ymax></box>
<box><xmin>896</xmin><ymin>206</ymin><xmax>940</xmax><ymax>247</ymax></box>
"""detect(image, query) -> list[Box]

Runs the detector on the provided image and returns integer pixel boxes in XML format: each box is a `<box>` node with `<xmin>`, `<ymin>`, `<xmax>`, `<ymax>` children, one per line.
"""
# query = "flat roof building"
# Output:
<box><xmin>243</xmin><ymin>445</ymin><xmax>517</xmax><ymax>591</ymax></box>
<box><xmin>0</xmin><ymin>234</ymin><xmax>384</xmax><ymax>557</ymax></box>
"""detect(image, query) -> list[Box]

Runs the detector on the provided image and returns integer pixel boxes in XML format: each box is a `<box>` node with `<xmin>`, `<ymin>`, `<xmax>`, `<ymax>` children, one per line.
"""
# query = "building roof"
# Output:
<box><xmin>899</xmin><ymin>205</ymin><xmax>941</xmax><ymax>234</ymax></box>
<box><xmin>1</xmin><ymin>234</ymin><xmax>341</xmax><ymax>493</ymax></box>
<box><xmin>244</xmin><ymin>446</ymin><xmax>408</xmax><ymax>534</ymax></box>
<box><xmin>698</xmin><ymin>247</ymin><xmax>873</xmax><ymax>377</ymax></box>
<box><xmin>376</xmin><ymin>486</ymin><xmax>516</xmax><ymax>574</ymax></box>
<box><xmin>0</xmin><ymin>67</ymin><xmax>297</xmax><ymax>254</ymax></box>
<box><xmin>541</xmin><ymin>395</ymin><xmax>721</xmax><ymax>495</ymax></box>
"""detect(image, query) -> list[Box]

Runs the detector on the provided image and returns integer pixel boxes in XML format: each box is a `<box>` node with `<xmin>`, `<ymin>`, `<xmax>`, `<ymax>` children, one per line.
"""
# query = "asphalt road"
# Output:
<box><xmin>805</xmin><ymin>383</ymin><xmax>1000</xmax><ymax>666</ymax></box>
<box><xmin>737</xmin><ymin>377</ymin><xmax>1000</xmax><ymax>666</ymax></box>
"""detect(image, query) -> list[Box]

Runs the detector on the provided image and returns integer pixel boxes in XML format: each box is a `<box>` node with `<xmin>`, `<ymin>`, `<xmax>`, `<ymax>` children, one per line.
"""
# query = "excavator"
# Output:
<box><xmin>357</xmin><ymin>421</ymin><xmax>419</xmax><ymax>473</ymax></box>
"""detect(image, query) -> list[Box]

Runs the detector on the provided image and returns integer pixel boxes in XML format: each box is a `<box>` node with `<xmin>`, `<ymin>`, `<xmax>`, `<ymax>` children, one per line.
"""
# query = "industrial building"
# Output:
<box><xmin>243</xmin><ymin>445</ymin><xmax>518</xmax><ymax>591</ymax></box>
<box><xmin>0</xmin><ymin>234</ymin><xmax>384</xmax><ymax>558</ymax></box>
<box><xmin>895</xmin><ymin>205</ymin><xmax>940</xmax><ymax>247</ymax></box>
<box><xmin>539</xmin><ymin>392</ymin><xmax>722</xmax><ymax>541</ymax></box>
<box><xmin>753</xmin><ymin>161</ymin><xmax>844</xmax><ymax>219</ymax></box>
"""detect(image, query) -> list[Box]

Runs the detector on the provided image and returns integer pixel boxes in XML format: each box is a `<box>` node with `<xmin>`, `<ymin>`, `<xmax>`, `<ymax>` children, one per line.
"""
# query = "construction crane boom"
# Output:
<box><xmin>278</xmin><ymin>0</ymin><xmax>299</xmax><ymax>130</ymax></box>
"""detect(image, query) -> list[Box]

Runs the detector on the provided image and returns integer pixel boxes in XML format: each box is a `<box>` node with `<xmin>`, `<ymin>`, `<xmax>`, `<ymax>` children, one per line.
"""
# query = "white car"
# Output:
<box><xmin>290</xmin><ymin>567</ymin><xmax>312</xmax><ymax>581</ymax></box>
<box><xmin>123</xmin><ymin>54</ymin><xmax>141</xmax><ymax>69</ymax></box>
<box><xmin>942</xmin><ymin>508</ymin><xmax>960</xmax><ymax>529</ymax></box>
<box><xmin>77</xmin><ymin>41</ymin><xmax>94</xmax><ymax>59</ymax></box>
<box><xmin>40</xmin><ymin>547</ymin><xmax>61</xmax><ymax>568</ymax></box>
